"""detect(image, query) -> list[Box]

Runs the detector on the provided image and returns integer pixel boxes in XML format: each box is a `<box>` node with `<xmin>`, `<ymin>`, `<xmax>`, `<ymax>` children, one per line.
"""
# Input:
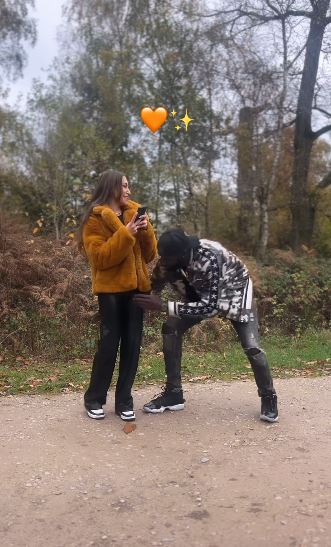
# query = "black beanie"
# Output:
<box><xmin>157</xmin><ymin>228</ymin><xmax>193</xmax><ymax>257</ymax></box>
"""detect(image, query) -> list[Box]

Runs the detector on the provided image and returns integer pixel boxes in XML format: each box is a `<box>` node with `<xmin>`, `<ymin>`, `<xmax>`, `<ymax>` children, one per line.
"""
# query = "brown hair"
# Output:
<box><xmin>76</xmin><ymin>169</ymin><xmax>126</xmax><ymax>252</ymax></box>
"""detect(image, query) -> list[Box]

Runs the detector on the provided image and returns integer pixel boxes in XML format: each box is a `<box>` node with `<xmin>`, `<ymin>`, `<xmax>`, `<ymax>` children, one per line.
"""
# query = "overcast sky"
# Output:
<box><xmin>6</xmin><ymin>0</ymin><xmax>330</xmax><ymax>140</ymax></box>
<box><xmin>7</xmin><ymin>0</ymin><xmax>63</xmax><ymax>107</ymax></box>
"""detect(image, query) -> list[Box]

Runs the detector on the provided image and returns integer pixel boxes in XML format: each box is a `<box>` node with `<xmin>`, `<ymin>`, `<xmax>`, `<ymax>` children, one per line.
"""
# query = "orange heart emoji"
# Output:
<box><xmin>140</xmin><ymin>107</ymin><xmax>168</xmax><ymax>133</ymax></box>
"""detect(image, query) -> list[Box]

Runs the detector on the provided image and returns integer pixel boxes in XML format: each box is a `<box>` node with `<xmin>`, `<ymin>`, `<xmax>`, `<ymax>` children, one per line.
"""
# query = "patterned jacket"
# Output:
<box><xmin>151</xmin><ymin>238</ymin><xmax>253</xmax><ymax>322</ymax></box>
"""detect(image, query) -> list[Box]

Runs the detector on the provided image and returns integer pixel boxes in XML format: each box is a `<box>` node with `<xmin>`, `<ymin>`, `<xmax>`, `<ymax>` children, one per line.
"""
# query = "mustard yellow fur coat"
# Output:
<box><xmin>83</xmin><ymin>200</ymin><xmax>157</xmax><ymax>294</ymax></box>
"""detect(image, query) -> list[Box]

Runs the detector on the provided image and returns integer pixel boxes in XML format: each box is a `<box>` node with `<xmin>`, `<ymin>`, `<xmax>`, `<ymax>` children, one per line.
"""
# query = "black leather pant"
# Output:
<box><xmin>162</xmin><ymin>308</ymin><xmax>275</xmax><ymax>397</ymax></box>
<box><xmin>84</xmin><ymin>292</ymin><xmax>144</xmax><ymax>411</ymax></box>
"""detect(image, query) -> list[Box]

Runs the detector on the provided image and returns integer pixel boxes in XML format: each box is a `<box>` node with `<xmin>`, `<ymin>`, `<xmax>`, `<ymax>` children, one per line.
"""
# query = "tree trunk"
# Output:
<box><xmin>291</xmin><ymin>0</ymin><xmax>330</xmax><ymax>249</ymax></box>
<box><xmin>258</xmin><ymin>195</ymin><xmax>269</xmax><ymax>258</ymax></box>
<box><xmin>53</xmin><ymin>209</ymin><xmax>60</xmax><ymax>240</ymax></box>
<box><xmin>182</xmin><ymin>153</ymin><xmax>199</xmax><ymax>233</ymax></box>
<box><xmin>257</xmin><ymin>19</ymin><xmax>288</xmax><ymax>261</ymax></box>
<box><xmin>154</xmin><ymin>133</ymin><xmax>162</xmax><ymax>231</ymax></box>
<box><xmin>205</xmin><ymin>65</ymin><xmax>214</xmax><ymax>238</ymax></box>
<box><xmin>170</xmin><ymin>142</ymin><xmax>181</xmax><ymax>224</ymax></box>
<box><xmin>291</xmin><ymin>135</ymin><xmax>314</xmax><ymax>247</ymax></box>
<box><xmin>236</xmin><ymin>106</ymin><xmax>257</xmax><ymax>251</ymax></box>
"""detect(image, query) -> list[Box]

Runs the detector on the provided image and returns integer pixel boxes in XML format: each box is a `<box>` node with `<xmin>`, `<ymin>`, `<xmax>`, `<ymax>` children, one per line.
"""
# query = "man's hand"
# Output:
<box><xmin>132</xmin><ymin>294</ymin><xmax>166</xmax><ymax>312</ymax></box>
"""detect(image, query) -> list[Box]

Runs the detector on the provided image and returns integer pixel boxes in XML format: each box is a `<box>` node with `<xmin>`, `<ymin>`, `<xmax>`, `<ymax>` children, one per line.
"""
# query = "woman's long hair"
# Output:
<box><xmin>76</xmin><ymin>169</ymin><xmax>126</xmax><ymax>253</ymax></box>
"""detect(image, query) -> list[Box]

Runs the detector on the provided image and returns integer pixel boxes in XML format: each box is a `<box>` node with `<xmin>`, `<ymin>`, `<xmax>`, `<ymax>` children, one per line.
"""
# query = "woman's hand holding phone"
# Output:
<box><xmin>136</xmin><ymin>207</ymin><xmax>148</xmax><ymax>230</ymax></box>
<box><xmin>137</xmin><ymin>213</ymin><xmax>148</xmax><ymax>230</ymax></box>
<box><xmin>126</xmin><ymin>213</ymin><xmax>140</xmax><ymax>235</ymax></box>
<box><xmin>126</xmin><ymin>212</ymin><xmax>147</xmax><ymax>236</ymax></box>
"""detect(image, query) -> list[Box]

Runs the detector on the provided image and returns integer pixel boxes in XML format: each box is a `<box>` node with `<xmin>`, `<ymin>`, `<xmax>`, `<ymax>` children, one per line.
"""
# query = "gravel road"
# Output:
<box><xmin>1</xmin><ymin>377</ymin><xmax>330</xmax><ymax>547</ymax></box>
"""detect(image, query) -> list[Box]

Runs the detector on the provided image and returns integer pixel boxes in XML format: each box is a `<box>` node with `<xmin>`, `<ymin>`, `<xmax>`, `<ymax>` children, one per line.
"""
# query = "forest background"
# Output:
<box><xmin>0</xmin><ymin>0</ymin><xmax>330</xmax><ymax>393</ymax></box>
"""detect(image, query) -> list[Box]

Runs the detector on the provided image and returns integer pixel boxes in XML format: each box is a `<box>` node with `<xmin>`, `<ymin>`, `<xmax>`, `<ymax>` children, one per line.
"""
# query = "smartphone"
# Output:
<box><xmin>137</xmin><ymin>206</ymin><xmax>147</xmax><ymax>219</ymax></box>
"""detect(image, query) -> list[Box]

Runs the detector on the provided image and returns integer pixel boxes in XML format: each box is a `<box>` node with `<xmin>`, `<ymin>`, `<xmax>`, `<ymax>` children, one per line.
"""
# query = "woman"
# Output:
<box><xmin>77</xmin><ymin>169</ymin><xmax>157</xmax><ymax>421</ymax></box>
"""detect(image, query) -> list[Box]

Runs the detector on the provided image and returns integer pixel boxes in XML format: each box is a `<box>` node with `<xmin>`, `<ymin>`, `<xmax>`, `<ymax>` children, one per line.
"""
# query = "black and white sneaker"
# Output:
<box><xmin>85</xmin><ymin>402</ymin><xmax>105</xmax><ymax>420</ymax></box>
<box><xmin>116</xmin><ymin>409</ymin><xmax>136</xmax><ymax>421</ymax></box>
<box><xmin>143</xmin><ymin>388</ymin><xmax>185</xmax><ymax>414</ymax></box>
<box><xmin>260</xmin><ymin>393</ymin><xmax>278</xmax><ymax>423</ymax></box>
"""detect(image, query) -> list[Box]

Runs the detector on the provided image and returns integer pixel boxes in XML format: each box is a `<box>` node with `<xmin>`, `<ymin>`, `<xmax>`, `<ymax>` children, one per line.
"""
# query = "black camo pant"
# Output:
<box><xmin>162</xmin><ymin>308</ymin><xmax>275</xmax><ymax>397</ymax></box>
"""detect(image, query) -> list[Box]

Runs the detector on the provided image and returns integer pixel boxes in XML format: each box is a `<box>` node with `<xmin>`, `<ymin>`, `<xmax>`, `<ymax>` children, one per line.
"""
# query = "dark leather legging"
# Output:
<box><xmin>162</xmin><ymin>308</ymin><xmax>275</xmax><ymax>397</ymax></box>
<box><xmin>84</xmin><ymin>292</ymin><xmax>144</xmax><ymax>411</ymax></box>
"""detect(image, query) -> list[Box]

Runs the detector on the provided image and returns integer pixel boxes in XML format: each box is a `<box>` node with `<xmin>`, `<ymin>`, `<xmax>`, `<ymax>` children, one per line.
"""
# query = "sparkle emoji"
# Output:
<box><xmin>180</xmin><ymin>109</ymin><xmax>194</xmax><ymax>131</ymax></box>
<box><xmin>140</xmin><ymin>107</ymin><xmax>168</xmax><ymax>133</ymax></box>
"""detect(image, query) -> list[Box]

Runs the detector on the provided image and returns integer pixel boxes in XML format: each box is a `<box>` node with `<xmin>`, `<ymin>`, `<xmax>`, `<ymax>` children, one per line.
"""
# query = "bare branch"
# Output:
<box><xmin>287</xmin><ymin>40</ymin><xmax>309</xmax><ymax>69</ymax></box>
<box><xmin>312</xmin><ymin>124</ymin><xmax>331</xmax><ymax>140</ymax></box>
<box><xmin>288</xmin><ymin>71</ymin><xmax>304</xmax><ymax>77</ymax></box>
<box><xmin>192</xmin><ymin>7</ymin><xmax>313</xmax><ymax>21</ymax></box>
<box><xmin>194</xmin><ymin>8</ymin><xmax>243</xmax><ymax>19</ymax></box>
<box><xmin>283</xmin><ymin>118</ymin><xmax>296</xmax><ymax>128</ymax></box>
<box><xmin>313</xmin><ymin>106</ymin><xmax>331</xmax><ymax>118</ymax></box>
<box><xmin>275</xmin><ymin>7</ymin><xmax>312</xmax><ymax>17</ymax></box>
<box><xmin>261</xmin><ymin>118</ymin><xmax>296</xmax><ymax>139</ymax></box>
<box><xmin>265</xmin><ymin>1</ymin><xmax>282</xmax><ymax>16</ymax></box>
<box><xmin>229</xmin><ymin>18</ymin><xmax>277</xmax><ymax>37</ymax></box>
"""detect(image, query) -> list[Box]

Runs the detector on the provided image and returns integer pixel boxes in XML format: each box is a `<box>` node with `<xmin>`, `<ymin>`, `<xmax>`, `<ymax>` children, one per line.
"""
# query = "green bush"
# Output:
<box><xmin>1</xmin><ymin>309</ymin><xmax>98</xmax><ymax>361</ymax></box>
<box><xmin>259</xmin><ymin>255</ymin><xmax>330</xmax><ymax>333</ymax></box>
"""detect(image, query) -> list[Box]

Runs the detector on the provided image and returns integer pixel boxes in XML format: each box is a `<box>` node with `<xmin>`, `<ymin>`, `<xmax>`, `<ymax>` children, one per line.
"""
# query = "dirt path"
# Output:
<box><xmin>1</xmin><ymin>377</ymin><xmax>330</xmax><ymax>547</ymax></box>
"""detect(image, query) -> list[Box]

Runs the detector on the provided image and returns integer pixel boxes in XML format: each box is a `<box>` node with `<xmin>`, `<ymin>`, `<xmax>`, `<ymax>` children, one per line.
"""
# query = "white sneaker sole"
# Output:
<box><xmin>118</xmin><ymin>412</ymin><xmax>136</xmax><ymax>421</ymax></box>
<box><xmin>86</xmin><ymin>410</ymin><xmax>105</xmax><ymax>420</ymax></box>
<box><xmin>143</xmin><ymin>403</ymin><xmax>185</xmax><ymax>414</ymax></box>
<box><xmin>260</xmin><ymin>414</ymin><xmax>279</xmax><ymax>423</ymax></box>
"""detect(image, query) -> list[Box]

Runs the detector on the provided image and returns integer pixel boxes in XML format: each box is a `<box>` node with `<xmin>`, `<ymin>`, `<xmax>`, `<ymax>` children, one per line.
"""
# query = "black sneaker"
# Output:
<box><xmin>116</xmin><ymin>409</ymin><xmax>136</xmax><ymax>421</ymax></box>
<box><xmin>260</xmin><ymin>393</ymin><xmax>278</xmax><ymax>423</ymax></box>
<box><xmin>143</xmin><ymin>388</ymin><xmax>185</xmax><ymax>414</ymax></box>
<box><xmin>85</xmin><ymin>402</ymin><xmax>105</xmax><ymax>420</ymax></box>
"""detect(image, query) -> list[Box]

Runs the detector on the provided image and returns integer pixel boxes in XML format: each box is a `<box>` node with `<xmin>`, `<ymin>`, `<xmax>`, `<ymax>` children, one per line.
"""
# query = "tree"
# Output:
<box><xmin>201</xmin><ymin>0</ymin><xmax>331</xmax><ymax>249</ymax></box>
<box><xmin>0</xmin><ymin>0</ymin><xmax>36</xmax><ymax>84</ymax></box>
<box><xmin>218</xmin><ymin>31</ymin><xmax>286</xmax><ymax>255</ymax></box>
<box><xmin>291</xmin><ymin>0</ymin><xmax>331</xmax><ymax>248</ymax></box>
<box><xmin>63</xmin><ymin>0</ymin><xmax>225</xmax><ymax>234</ymax></box>
<box><xmin>0</xmin><ymin>1</ymin><xmax>36</xmax><ymax>214</ymax></box>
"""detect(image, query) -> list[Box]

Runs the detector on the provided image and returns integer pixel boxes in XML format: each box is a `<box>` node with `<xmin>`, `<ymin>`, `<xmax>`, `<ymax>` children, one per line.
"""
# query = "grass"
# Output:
<box><xmin>0</xmin><ymin>330</ymin><xmax>330</xmax><ymax>396</ymax></box>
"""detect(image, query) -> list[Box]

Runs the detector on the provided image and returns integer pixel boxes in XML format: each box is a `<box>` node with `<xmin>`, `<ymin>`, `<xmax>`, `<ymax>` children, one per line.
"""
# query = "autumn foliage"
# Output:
<box><xmin>0</xmin><ymin>213</ymin><xmax>330</xmax><ymax>361</ymax></box>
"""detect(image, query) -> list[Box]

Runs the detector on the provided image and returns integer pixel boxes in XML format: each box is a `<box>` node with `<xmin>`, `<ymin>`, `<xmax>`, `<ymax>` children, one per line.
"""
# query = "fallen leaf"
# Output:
<box><xmin>123</xmin><ymin>423</ymin><xmax>137</xmax><ymax>434</ymax></box>
<box><xmin>188</xmin><ymin>375</ymin><xmax>211</xmax><ymax>382</ymax></box>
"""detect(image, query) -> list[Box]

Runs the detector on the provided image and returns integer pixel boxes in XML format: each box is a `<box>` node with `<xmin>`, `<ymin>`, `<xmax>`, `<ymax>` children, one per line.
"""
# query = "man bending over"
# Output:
<box><xmin>133</xmin><ymin>229</ymin><xmax>278</xmax><ymax>423</ymax></box>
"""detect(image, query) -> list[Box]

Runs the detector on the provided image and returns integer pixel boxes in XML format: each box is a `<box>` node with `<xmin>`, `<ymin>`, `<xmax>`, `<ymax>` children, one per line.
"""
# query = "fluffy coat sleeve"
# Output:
<box><xmin>137</xmin><ymin>220</ymin><xmax>157</xmax><ymax>263</ymax></box>
<box><xmin>83</xmin><ymin>215</ymin><xmax>136</xmax><ymax>270</ymax></box>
